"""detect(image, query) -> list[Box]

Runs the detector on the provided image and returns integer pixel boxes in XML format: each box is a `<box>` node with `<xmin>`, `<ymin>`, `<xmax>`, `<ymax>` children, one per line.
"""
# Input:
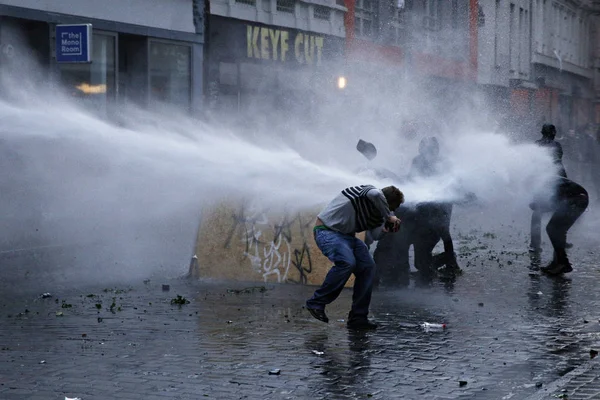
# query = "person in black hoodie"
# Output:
<box><xmin>530</xmin><ymin>177</ymin><xmax>588</xmax><ymax>275</ymax></box>
<box><xmin>530</xmin><ymin>124</ymin><xmax>568</xmax><ymax>253</ymax></box>
<box><xmin>408</xmin><ymin>137</ymin><xmax>460</xmax><ymax>280</ymax></box>
<box><xmin>373</xmin><ymin>137</ymin><xmax>461</xmax><ymax>286</ymax></box>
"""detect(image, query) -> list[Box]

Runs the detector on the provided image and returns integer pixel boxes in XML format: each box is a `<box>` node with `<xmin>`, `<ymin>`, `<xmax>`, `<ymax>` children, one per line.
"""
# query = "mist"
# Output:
<box><xmin>0</xmin><ymin>38</ymin><xmax>565</xmax><ymax>287</ymax></box>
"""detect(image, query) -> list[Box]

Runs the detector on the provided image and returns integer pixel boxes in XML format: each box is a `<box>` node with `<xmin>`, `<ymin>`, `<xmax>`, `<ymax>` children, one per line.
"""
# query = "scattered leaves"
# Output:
<box><xmin>170</xmin><ymin>295</ymin><xmax>190</xmax><ymax>305</ymax></box>
<box><xmin>227</xmin><ymin>286</ymin><xmax>267</xmax><ymax>294</ymax></box>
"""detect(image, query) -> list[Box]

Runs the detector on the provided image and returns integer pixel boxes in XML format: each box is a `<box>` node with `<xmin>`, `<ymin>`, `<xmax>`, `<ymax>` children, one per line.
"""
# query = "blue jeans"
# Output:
<box><xmin>306</xmin><ymin>229</ymin><xmax>376</xmax><ymax>320</ymax></box>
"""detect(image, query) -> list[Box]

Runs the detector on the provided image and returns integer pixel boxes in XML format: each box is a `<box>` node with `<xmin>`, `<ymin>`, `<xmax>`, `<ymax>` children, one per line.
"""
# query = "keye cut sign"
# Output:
<box><xmin>55</xmin><ymin>24</ymin><xmax>92</xmax><ymax>63</ymax></box>
<box><xmin>246</xmin><ymin>25</ymin><xmax>325</xmax><ymax>66</ymax></box>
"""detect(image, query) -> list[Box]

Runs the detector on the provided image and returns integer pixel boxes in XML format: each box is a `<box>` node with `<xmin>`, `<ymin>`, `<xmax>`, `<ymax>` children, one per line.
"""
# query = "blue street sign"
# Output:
<box><xmin>55</xmin><ymin>24</ymin><xmax>92</xmax><ymax>63</ymax></box>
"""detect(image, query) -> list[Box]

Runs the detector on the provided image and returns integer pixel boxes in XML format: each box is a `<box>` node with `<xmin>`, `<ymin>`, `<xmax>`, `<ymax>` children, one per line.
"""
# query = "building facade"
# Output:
<box><xmin>478</xmin><ymin>0</ymin><xmax>598</xmax><ymax>133</ymax></box>
<box><xmin>0</xmin><ymin>0</ymin><xmax>204</xmax><ymax>116</ymax></box>
<box><xmin>340</xmin><ymin>0</ymin><xmax>480</xmax><ymax>130</ymax></box>
<box><xmin>204</xmin><ymin>0</ymin><xmax>347</xmax><ymax>120</ymax></box>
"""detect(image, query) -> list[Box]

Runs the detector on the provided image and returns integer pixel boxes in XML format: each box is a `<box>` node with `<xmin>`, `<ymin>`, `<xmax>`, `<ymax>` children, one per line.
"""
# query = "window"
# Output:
<box><xmin>423</xmin><ymin>0</ymin><xmax>440</xmax><ymax>31</ymax></box>
<box><xmin>149</xmin><ymin>41</ymin><xmax>191</xmax><ymax>109</ymax></box>
<box><xmin>355</xmin><ymin>0</ymin><xmax>376</xmax><ymax>39</ymax></box>
<box><xmin>314</xmin><ymin>5</ymin><xmax>331</xmax><ymax>20</ymax></box>
<box><xmin>494</xmin><ymin>0</ymin><xmax>500</xmax><ymax>65</ymax></box>
<box><xmin>387</xmin><ymin>3</ymin><xmax>407</xmax><ymax>47</ymax></box>
<box><xmin>235</xmin><ymin>0</ymin><xmax>256</xmax><ymax>6</ymax></box>
<box><xmin>509</xmin><ymin>3</ymin><xmax>515</xmax><ymax>72</ymax></box>
<box><xmin>59</xmin><ymin>33</ymin><xmax>116</xmax><ymax>115</ymax></box>
<box><xmin>277</xmin><ymin>0</ymin><xmax>295</xmax><ymax>12</ymax></box>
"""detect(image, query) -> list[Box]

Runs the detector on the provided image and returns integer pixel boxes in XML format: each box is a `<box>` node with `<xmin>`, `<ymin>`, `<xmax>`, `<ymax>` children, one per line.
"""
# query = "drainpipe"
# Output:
<box><xmin>469</xmin><ymin>0</ymin><xmax>478</xmax><ymax>81</ymax></box>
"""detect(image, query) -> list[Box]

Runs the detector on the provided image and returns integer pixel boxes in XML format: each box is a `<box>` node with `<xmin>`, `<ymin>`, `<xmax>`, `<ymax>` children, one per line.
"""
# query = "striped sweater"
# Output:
<box><xmin>318</xmin><ymin>185</ymin><xmax>393</xmax><ymax>235</ymax></box>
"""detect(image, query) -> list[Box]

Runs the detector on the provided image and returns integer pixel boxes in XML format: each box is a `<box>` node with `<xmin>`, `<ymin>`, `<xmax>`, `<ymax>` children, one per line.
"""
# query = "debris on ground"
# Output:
<box><xmin>40</xmin><ymin>293</ymin><xmax>52</xmax><ymax>299</ymax></box>
<box><xmin>590</xmin><ymin>349</ymin><xmax>598</xmax><ymax>359</ymax></box>
<box><xmin>312</xmin><ymin>350</ymin><xmax>324</xmax><ymax>355</ymax></box>
<box><xmin>162</xmin><ymin>284</ymin><xmax>170</xmax><ymax>292</ymax></box>
<box><xmin>459</xmin><ymin>380</ymin><xmax>468</xmax><ymax>387</ymax></box>
<box><xmin>227</xmin><ymin>286</ymin><xmax>267</xmax><ymax>294</ymax></box>
<box><xmin>268</xmin><ymin>369</ymin><xmax>281</xmax><ymax>375</ymax></box>
<box><xmin>55</xmin><ymin>312</ymin><xmax>63</xmax><ymax>317</ymax></box>
<box><xmin>65</xmin><ymin>397</ymin><xmax>82</xmax><ymax>400</ymax></box>
<box><xmin>421</xmin><ymin>322</ymin><xmax>446</xmax><ymax>332</ymax></box>
<box><xmin>170</xmin><ymin>295</ymin><xmax>190</xmax><ymax>305</ymax></box>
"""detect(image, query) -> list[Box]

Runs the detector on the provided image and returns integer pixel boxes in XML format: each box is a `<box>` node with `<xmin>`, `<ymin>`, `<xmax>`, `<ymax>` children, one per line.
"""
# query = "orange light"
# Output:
<box><xmin>75</xmin><ymin>83</ymin><xmax>107</xmax><ymax>94</ymax></box>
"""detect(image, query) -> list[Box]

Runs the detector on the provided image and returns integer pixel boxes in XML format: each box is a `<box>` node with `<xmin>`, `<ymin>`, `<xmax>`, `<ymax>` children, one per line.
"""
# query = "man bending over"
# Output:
<box><xmin>306</xmin><ymin>185</ymin><xmax>404</xmax><ymax>330</ymax></box>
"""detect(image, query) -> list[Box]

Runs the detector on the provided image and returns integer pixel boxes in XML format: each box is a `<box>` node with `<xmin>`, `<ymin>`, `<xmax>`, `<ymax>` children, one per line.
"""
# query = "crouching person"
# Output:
<box><xmin>530</xmin><ymin>177</ymin><xmax>589</xmax><ymax>275</ymax></box>
<box><xmin>306</xmin><ymin>185</ymin><xmax>404</xmax><ymax>330</ymax></box>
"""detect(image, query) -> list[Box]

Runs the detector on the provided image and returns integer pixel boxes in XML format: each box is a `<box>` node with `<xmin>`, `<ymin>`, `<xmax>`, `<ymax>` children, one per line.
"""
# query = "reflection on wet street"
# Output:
<box><xmin>0</xmin><ymin>209</ymin><xmax>599</xmax><ymax>399</ymax></box>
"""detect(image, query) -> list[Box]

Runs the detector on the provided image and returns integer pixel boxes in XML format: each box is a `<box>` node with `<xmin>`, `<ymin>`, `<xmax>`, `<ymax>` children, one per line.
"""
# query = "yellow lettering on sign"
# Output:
<box><xmin>246</xmin><ymin>25</ymin><xmax>324</xmax><ymax>65</ymax></box>
<box><xmin>251</xmin><ymin>26</ymin><xmax>260</xmax><ymax>59</ymax></box>
<box><xmin>281</xmin><ymin>31</ymin><xmax>289</xmax><ymax>61</ymax></box>
<box><xmin>304</xmin><ymin>35</ymin><xmax>314</xmax><ymax>64</ymax></box>
<box><xmin>295</xmin><ymin>33</ymin><xmax>304</xmax><ymax>63</ymax></box>
<box><xmin>260</xmin><ymin>27</ymin><xmax>270</xmax><ymax>60</ymax></box>
<box><xmin>269</xmin><ymin>29</ymin><xmax>281</xmax><ymax>61</ymax></box>
<box><xmin>247</xmin><ymin>26</ymin><xmax>253</xmax><ymax>58</ymax></box>
<box><xmin>315</xmin><ymin>36</ymin><xmax>323</xmax><ymax>66</ymax></box>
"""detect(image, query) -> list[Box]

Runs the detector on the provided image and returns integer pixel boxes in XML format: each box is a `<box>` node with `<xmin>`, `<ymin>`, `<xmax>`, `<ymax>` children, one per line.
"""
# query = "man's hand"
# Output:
<box><xmin>383</xmin><ymin>215</ymin><xmax>401</xmax><ymax>233</ymax></box>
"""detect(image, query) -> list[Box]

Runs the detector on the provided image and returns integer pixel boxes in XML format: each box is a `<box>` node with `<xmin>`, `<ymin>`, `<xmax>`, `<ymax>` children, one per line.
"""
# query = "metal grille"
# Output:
<box><xmin>314</xmin><ymin>5</ymin><xmax>331</xmax><ymax>20</ymax></box>
<box><xmin>277</xmin><ymin>0</ymin><xmax>295</xmax><ymax>13</ymax></box>
<box><xmin>235</xmin><ymin>0</ymin><xmax>256</xmax><ymax>6</ymax></box>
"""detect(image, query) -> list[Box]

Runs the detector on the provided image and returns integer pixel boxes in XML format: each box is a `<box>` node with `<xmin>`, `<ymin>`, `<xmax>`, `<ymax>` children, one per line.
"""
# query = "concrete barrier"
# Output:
<box><xmin>190</xmin><ymin>201</ymin><xmax>357</xmax><ymax>287</ymax></box>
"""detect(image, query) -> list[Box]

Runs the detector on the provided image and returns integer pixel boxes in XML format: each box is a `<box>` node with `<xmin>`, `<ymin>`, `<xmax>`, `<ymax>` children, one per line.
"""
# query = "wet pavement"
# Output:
<box><xmin>1</xmin><ymin>206</ymin><xmax>600</xmax><ymax>399</ymax></box>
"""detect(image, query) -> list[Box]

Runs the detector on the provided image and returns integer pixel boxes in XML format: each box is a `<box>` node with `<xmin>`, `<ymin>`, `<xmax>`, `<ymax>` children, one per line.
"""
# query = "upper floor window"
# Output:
<box><xmin>355</xmin><ymin>0</ymin><xmax>376</xmax><ymax>38</ymax></box>
<box><xmin>277</xmin><ymin>0</ymin><xmax>295</xmax><ymax>13</ymax></box>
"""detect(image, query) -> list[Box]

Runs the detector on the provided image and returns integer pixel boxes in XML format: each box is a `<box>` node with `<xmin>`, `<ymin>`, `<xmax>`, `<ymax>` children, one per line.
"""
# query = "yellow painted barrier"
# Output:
<box><xmin>190</xmin><ymin>201</ymin><xmax>357</xmax><ymax>287</ymax></box>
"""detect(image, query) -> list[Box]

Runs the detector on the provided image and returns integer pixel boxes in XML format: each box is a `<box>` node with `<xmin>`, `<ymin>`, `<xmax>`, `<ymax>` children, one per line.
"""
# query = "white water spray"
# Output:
<box><xmin>0</xmin><ymin>51</ymin><xmax>560</xmax><ymax>284</ymax></box>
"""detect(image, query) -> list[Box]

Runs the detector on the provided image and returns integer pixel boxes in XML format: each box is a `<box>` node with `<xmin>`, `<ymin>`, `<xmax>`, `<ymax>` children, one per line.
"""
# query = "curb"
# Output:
<box><xmin>525</xmin><ymin>359</ymin><xmax>599</xmax><ymax>400</ymax></box>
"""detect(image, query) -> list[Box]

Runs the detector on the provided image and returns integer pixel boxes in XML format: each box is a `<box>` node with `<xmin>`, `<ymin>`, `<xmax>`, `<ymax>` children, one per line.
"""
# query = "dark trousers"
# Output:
<box><xmin>373</xmin><ymin>203</ymin><xmax>456</xmax><ymax>284</ymax></box>
<box><xmin>414</xmin><ymin>203</ymin><xmax>455</xmax><ymax>274</ymax></box>
<box><xmin>546</xmin><ymin>198</ymin><xmax>588</xmax><ymax>262</ymax></box>
<box><xmin>373</xmin><ymin>207</ymin><xmax>414</xmax><ymax>285</ymax></box>
<box><xmin>530</xmin><ymin>210</ymin><xmax>543</xmax><ymax>249</ymax></box>
<box><xmin>307</xmin><ymin>229</ymin><xmax>375</xmax><ymax>320</ymax></box>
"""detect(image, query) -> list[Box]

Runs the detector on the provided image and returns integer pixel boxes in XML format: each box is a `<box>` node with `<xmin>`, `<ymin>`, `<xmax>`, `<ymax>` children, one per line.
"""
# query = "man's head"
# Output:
<box><xmin>541</xmin><ymin>124</ymin><xmax>556</xmax><ymax>140</ymax></box>
<box><xmin>382</xmin><ymin>186</ymin><xmax>404</xmax><ymax>211</ymax></box>
<box><xmin>418</xmin><ymin>136</ymin><xmax>440</xmax><ymax>159</ymax></box>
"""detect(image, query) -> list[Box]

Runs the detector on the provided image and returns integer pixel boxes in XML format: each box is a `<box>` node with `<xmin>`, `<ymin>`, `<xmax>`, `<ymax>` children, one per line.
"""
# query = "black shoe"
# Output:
<box><xmin>307</xmin><ymin>307</ymin><xmax>329</xmax><ymax>323</ymax></box>
<box><xmin>347</xmin><ymin>319</ymin><xmax>378</xmax><ymax>330</ymax></box>
<box><xmin>541</xmin><ymin>260</ymin><xmax>573</xmax><ymax>275</ymax></box>
<box><xmin>528</xmin><ymin>245</ymin><xmax>542</xmax><ymax>254</ymax></box>
<box><xmin>565</xmin><ymin>242</ymin><xmax>574</xmax><ymax>249</ymax></box>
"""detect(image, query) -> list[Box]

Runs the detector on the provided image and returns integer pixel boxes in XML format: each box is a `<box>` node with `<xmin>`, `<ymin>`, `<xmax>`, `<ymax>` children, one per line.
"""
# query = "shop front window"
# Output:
<box><xmin>149</xmin><ymin>41</ymin><xmax>191</xmax><ymax>110</ymax></box>
<box><xmin>59</xmin><ymin>33</ymin><xmax>116</xmax><ymax>115</ymax></box>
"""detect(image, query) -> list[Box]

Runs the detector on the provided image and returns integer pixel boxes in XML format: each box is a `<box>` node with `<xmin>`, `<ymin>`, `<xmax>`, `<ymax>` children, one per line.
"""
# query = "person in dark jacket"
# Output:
<box><xmin>530</xmin><ymin>177</ymin><xmax>588</xmax><ymax>275</ymax></box>
<box><xmin>530</xmin><ymin>124</ymin><xmax>568</xmax><ymax>253</ymax></box>
<box><xmin>373</xmin><ymin>137</ymin><xmax>460</xmax><ymax>285</ymax></box>
<box><xmin>535</xmin><ymin>124</ymin><xmax>567</xmax><ymax>178</ymax></box>
<box><xmin>408</xmin><ymin>137</ymin><xmax>460</xmax><ymax>279</ymax></box>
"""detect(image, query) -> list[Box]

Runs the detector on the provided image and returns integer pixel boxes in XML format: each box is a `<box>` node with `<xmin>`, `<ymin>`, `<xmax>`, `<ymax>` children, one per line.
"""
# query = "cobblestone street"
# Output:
<box><xmin>1</xmin><ymin>207</ymin><xmax>599</xmax><ymax>399</ymax></box>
